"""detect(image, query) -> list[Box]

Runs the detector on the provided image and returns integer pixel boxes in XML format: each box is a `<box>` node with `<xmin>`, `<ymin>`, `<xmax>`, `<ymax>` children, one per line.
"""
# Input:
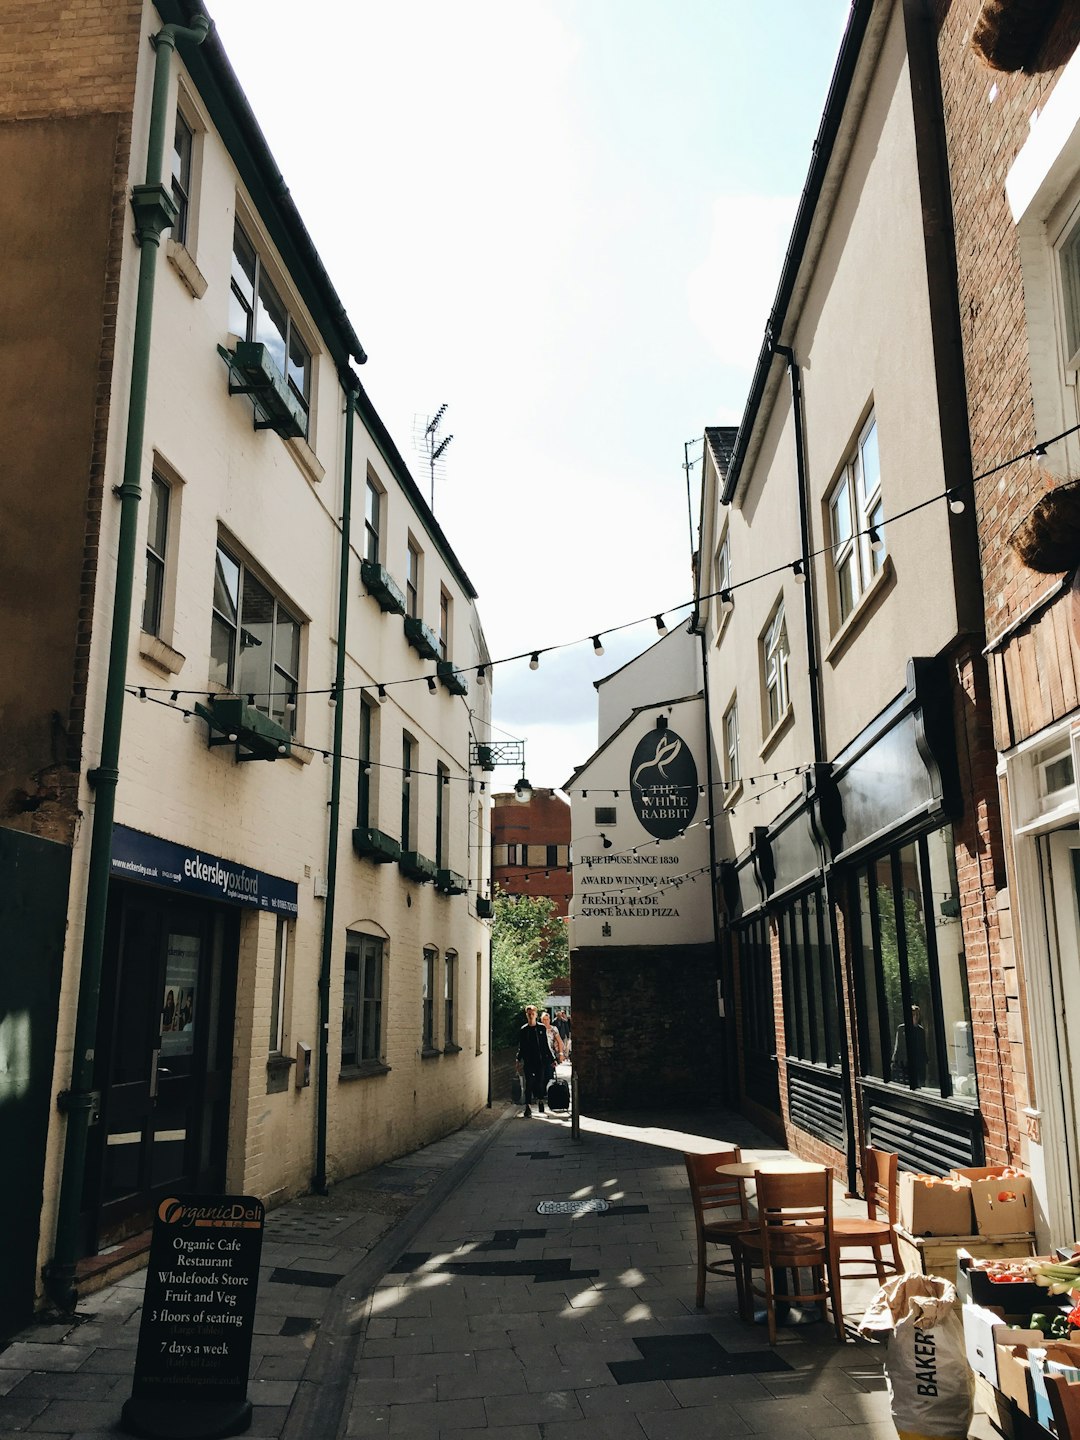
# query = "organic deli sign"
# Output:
<box><xmin>111</xmin><ymin>825</ymin><xmax>298</xmax><ymax>915</ymax></box>
<box><xmin>630</xmin><ymin>727</ymin><xmax>698</xmax><ymax>837</ymax></box>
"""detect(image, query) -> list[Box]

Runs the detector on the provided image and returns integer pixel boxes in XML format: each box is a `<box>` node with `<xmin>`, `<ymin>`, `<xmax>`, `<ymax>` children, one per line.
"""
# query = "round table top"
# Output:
<box><xmin>715</xmin><ymin>1158</ymin><xmax>827</xmax><ymax>1179</ymax></box>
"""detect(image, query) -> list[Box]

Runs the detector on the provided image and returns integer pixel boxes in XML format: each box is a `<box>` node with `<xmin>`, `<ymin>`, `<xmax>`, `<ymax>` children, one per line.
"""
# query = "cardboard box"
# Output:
<box><xmin>998</xmin><ymin>1342</ymin><xmax>1037</xmax><ymax>1417</ymax></box>
<box><xmin>899</xmin><ymin>1172</ymin><xmax>974</xmax><ymax>1236</ymax></box>
<box><xmin>1029</xmin><ymin>1344</ymin><xmax>1080</xmax><ymax>1433</ymax></box>
<box><xmin>963</xmin><ymin>1303</ymin><xmax>1045</xmax><ymax>1387</ymax></box>
<box><xmin>954</xmin><ymin>1167</ymin><xmax>1036</xmax><ymax>1238</ymax></box>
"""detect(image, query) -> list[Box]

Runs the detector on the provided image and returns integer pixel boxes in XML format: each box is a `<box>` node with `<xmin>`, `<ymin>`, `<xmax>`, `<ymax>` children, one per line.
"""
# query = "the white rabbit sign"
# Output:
<box><xmin>630</xmin><ymin>727</ymin><xmax>698</xmax><ymax>839</ymax></box>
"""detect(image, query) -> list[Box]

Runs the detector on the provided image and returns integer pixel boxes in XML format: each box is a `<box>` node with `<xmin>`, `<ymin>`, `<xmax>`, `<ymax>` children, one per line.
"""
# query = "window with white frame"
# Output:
<box><xmin>401</xmin><ymin>734</ymin><xmax>415</xmax><ymax>850</ymax></box>
<box><xmin>444</xmin><ymin>951</ymin><xmax>457</xmax><ymax>1049</ymax></box>
<box><xmin>1059</xmin><ymin>213</ymin><xmax>1080</xmax><ymax>370</ymax></box>
<box><xmin>269</xmin><ymin>917</ymin><xmax>290</xmax><ymax>1054</ymax></box>
<box><xmin>762</xmin><ymin>602</ymin><xmax>790</xmax><ymax>733</ymax></box>
<box><xmin>228</xmin><ymin>221</ymin><xmax>312</xmax><ymax>436</ymax></box>
<box><xmin>723</xmin><ymin>697</ymin><xmax>740</xmax><ymax>788</ymax></box>
<box><xmin>364</xmin><ymin>476</ymin><xmax>382</xmax><ymax>563</ymax></box>
<box><xmin>357</xmin><ymin>695</ymin><xmax>375</xmax><ymax>828</ymax></box>
<box><xmin>142</xmin><ymin>472</ymin><xmax>171</xmax><ymax>637</ymax></box>
<box><xmin>341</xmin><ymin>933</ymin><xmax>384</xmax><ymax>1067</ymax></box>
<box><xmin>714</xmin><ymin>531</ymin><xmax>731</xmax><ymax>632</ymax></box>
<box><xmin>422</xmin><ymin>946</ymin><xmax>437</xmax><ymax>1050</ymax></box>
<box><xmin>171</xmin><ymin>110</ymin><xmax>194</xmax><ymax>247</ymax></box>
<box><xmin>406</xmin><ymin>540</ymin><xmax>421</xmax><ymax>618</ymax></box>
<box><xmin>439</xmin><ymin>590</ymin><xmax>451</xmax><ymax>660</ymax></box>
<box><xmin>828</xmin><ymin>413</ymin><xmax>883</xmax><ymax>624</ymax></box>
<box><xmin>435</xmin><ymin>764</ymin><xmax>449</xmax><ymax>869</ymax></box>
<box><xmin>210</xmin><ymin>541</ymin><xmax>301</xmax><ymax>734</ymax></box>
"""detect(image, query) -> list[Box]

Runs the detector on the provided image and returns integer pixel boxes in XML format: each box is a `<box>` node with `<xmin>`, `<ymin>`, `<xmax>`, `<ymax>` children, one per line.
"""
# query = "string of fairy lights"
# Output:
<box><xmin>120</xmin><ymin>421</ymin><xmax>1080</xmax><ymax>902</ymax></box>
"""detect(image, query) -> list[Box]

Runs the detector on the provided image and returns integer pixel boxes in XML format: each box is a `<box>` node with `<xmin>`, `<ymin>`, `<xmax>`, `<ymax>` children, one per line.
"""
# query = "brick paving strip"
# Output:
<box><xmin>0</xmin><ymin>1102</ymin><xmax>1004</xmax><ymax>1440</ymax></box>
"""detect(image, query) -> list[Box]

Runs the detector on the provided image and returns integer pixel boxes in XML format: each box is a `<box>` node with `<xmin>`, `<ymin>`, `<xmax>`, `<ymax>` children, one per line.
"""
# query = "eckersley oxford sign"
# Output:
<box><xmin>630</xmin><ymin>726</ymin><xmax>698</xmax><ymax>839</ymax></box>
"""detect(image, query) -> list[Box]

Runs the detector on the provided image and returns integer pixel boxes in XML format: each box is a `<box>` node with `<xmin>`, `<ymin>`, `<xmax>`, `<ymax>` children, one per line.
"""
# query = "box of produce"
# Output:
<box><xmin>899</xmin><ymin>1173</ymin><xmax>974</xmax><ymax>1236</ymax></box>
<box><xmin>954</xmin><ymin>1166</ymin><xmax>1035</xmax><ymax>1238</ymax></box>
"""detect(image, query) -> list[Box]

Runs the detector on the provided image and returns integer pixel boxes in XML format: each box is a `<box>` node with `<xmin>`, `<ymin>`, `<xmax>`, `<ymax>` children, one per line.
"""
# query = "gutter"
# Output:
<box><xmin>722</xmin><ymin>0</ymin><xmax>874</xmax><ymax>505</ymax></box>
<box><xmin>313</xmin><ymin>371</ymin><xmax>360</xmax><ymax>1194</ymax></box>
<box><xmin>45</xmin><ymin>13</ymin><xmax>212</xmax><ymax>1311</ymax></box>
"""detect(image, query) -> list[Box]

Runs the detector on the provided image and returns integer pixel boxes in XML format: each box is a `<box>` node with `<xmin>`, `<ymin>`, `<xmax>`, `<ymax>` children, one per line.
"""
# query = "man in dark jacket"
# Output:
<box><xmin>516</xmin><ymin>1005</ymin><xmax>554</xmax><ymax>1118</ymax></box>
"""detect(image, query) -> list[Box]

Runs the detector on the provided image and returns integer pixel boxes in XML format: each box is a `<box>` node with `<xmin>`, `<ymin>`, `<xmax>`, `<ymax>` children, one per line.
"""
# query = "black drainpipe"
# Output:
<box><xmin>774</xmin><ymin>344</ymin><xmax>857</xmax><ymax>1197</ymax></box>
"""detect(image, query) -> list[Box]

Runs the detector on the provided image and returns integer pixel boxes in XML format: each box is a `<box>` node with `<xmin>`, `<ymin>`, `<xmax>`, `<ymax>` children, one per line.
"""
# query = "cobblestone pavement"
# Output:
<box><xmin>0</xmin><ymin>1096</ymin><xmax>991</xmax><ymax>1439</ymax></box>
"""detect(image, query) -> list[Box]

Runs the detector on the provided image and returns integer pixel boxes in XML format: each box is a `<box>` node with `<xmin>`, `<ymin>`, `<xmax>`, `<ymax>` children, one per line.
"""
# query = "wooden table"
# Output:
<box><xmin>715</xmin><ymin>1159</ymin><xmax>825</xmax><ymax>1179</ymax></box>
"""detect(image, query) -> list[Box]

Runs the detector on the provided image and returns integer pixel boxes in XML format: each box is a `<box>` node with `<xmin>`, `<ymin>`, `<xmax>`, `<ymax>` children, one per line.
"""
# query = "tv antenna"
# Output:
<box><xmin>413</xmin><ymin>404</ymin><xmax>454</xmax><ymax>510</ymax></box>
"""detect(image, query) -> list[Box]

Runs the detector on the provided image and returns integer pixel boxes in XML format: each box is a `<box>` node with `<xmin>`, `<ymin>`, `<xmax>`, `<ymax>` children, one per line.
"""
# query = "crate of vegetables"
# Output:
<box><xmin>958</xmin><ymin>1251</ymin><xmax>1059</xmax><ymax>1313</ymax></box>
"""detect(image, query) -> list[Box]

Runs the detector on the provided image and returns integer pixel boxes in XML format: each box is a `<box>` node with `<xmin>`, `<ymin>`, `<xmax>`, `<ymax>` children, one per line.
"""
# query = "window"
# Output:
<box><xmin>209</xmin><ymin>541</ymin><xmax>301</xmax><ymax>734</ymax></box>
<box><xmin>436</xmin><ymin>764</ymin><xmax>449</xmax><ymax>868</ymax></box>
<box><xmin>401</xmin><ymin>734</ymin><xmax>414</xmax><ymax>849</ymax></box>
<box><xmin>777</xmin><ymin>889</ymin><xmax>839</xmax><ymax>1068</ymax></box>
<box><xmin>422</xmin><ymin>946</ymin><xmax>437</xmax><ymax>1050</ymax></box>
<box><xmin>406</xmin><ymin>541</ymin><xmax>420</xmax><ymax>618</ymax></box>
<box><xmin>142</xmin><ymin>473</ymin><xmax>170</xmax><ymax>636</ymax></box>
<box><xmin>444</xmin><ymin>951</ymin><xmax>457</xmax><ymax>1049</ymax></box>
<box><xmin>364</xmin><ymin>477</ymin><xmax>382</xmax><ymax>563</ymax></box>
<box><xmin>829</xmin><ymin>414</ymin><xmax>883</xmax><ymax>623</ymax></box>
<box><xmin>1060</xmin><ymin>215</ymin><xmax>1080</xmax><ymax>368</ymax></box>
<box><xmin>723</xmin><ymin>697</ymin><xmax>740</xmax><ymax>789</ymax></box>
<box><xmin>737</xmin><ymin>915</ymin><xmax>781</xmax><ymax>1113</ymax></box>
<box><xmin>714</xmin><ymin>532</ymin><xmax>731</xmax><ymax>632</ymax></box>
<box><xmin>342</xmin><ymin>933</ymin><xmax>384</xmax><ymax>1067</ymax></box>
<box><xmin>228</xmin><ymin>221</ymin><xmax>312</xmax><ymax>435</ymax></box>
<box><xmin>439</xmin><ymin>590</ymin><xmax>450</xmax><ymax>660</ymax></box>
<box><xmin>171</xmin><ymin>110</ymin><xmax>194</xmax><ymax>247</ymax></box>
<box><xmin>852</xmin><ymin>823</ymin><xmax>975</xmax><ymax>1101</ymax></box>
<box><xmin>762</xmin><ymin>602</ymin><xmax>790</xmax><ymax>733</ymax></box>
<box><xmin>595</xmin><ymin>807</ymin><xmax>616</xmax><ymax>826</ymax></box>
<box><xmin>269</xmin><ymin>917</ymin><xmax>289</xmax><ymax>1054</ymax></box>
<box><xmin>358</xmin><ymin>696</ymin><xmax>375</xmax><ymax>827</ymax></box>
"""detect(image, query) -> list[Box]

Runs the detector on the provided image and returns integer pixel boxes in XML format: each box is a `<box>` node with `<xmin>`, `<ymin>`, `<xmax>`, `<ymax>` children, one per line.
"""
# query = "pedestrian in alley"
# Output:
<box><xmin>554</xmin><ymin>1006</ymin><xmax>571</xmax><ymax>1058</ymax></box>
<box><xmin>516</xmin><ymin>1004</ymin><xmax>554</xmax><ymax>1117</ymax></box>
<box><xmin>540</xmin><ymin>1009</ymin><xmax>564</xmax><ymax>1066</ymax></box>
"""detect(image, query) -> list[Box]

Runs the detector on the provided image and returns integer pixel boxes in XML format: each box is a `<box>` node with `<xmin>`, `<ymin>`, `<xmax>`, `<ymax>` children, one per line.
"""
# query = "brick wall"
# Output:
<box><xmin>932</xmin><ymin>0</ymin><xmax>1080</xmax><ymax>641</ymax></box>
<box><xmin>570</xmin><ymin>944</ymin><xmax>724</xmax><ymax>1110</ymax></box>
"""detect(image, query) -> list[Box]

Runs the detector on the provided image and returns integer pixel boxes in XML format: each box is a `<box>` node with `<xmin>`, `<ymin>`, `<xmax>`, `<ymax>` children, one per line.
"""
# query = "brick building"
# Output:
<box><xmin>931</xmin><ymin>0</ymin><xmax>1080</xmax><ymax>1242</ymax></box>
<box><xmin>491</xmin><ymin>788</ymin><xmax>572</xmax><ymax>917</ymax></box>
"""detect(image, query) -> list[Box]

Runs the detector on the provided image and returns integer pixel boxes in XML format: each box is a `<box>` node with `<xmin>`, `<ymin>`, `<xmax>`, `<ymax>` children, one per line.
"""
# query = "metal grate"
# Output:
<box><xmin>536</xmin><ymin>1199</ymin><xmax>609</xmax><ymax>1215</ymax></box>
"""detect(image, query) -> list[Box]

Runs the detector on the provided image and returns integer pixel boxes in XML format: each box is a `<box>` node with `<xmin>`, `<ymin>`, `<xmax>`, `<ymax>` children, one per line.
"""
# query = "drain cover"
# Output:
<box><xmin>536</xmin><ymin>1198</ymin><xmax>610</xmax><ymax>1215</ymax></box>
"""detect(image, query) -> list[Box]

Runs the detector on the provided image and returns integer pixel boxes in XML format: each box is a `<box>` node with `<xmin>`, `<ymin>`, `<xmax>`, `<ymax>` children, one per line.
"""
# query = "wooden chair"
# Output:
<box><xmin>683</xmin><ymin>1149</ymin><xmax>755</xmax><ymax>1312</ymax></box>
<box><xmin>832</xmin><ymin>1147</ymin><xmax>900</xmax><ymax>1283</ymax></box>
<box><xmin>1046</xmin><ymin>1371</ymin><xmax>1080</xmax><ymax>1439</ymax></box>
<box><xmin>735</xmin><ymin>1167</ymin><xmax>845</xmax><ymax>1344</ymax></box>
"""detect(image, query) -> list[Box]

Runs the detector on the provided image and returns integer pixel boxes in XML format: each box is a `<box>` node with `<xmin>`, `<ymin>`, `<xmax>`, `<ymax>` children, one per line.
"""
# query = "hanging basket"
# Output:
<box><xmin>971</xmin><ymin>0</ymin><xmax>1058</xmax><ymax>72</ymax></box>
<box><xmin>1010</xmin><ymin>482</ymin><xmax>1080</xmax><ymax>574</ymax></box>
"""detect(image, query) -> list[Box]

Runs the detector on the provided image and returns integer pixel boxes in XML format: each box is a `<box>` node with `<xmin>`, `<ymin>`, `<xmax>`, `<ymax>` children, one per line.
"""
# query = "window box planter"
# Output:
<box><xmin>476</xmin><ymin>896</ymin><xmax>494</xmax><ymax>919</ymax></box>
<box><xmin>399</xmin><ymin>850</ymin><xmax>436</xmax><ymax>883</ymax></box>
<box><xmin>352</xmin><ymin>827</ymin><xmax>401</xmax><ymax>864</ymax></box>
<box><xmin>435</xmin><ymin>868</ymin><xmax>467</xmax><ymax>895</ymax></box>
<box><xmin>437</xmin><ymin>660</ymin><xmax>468</xmax><ymax>696</ymax></box>
<box><xmin>361</xmin><ymin>560</ymin><xmax>406</xmax><ymax>615</ymax></box>
<box><xmin>219</xmin><ymin>341</ymin><xmax>307</xmax><ymax>439</ymax></box>
<box><xmin>404</xmin><ymin>616</ymin><xmax>440</xmax><ymax>660</ymax></box>
<box><xmin>194</xmin><ymin>695</ymin><xmax>291</xmax><ymax>762</ymax></box>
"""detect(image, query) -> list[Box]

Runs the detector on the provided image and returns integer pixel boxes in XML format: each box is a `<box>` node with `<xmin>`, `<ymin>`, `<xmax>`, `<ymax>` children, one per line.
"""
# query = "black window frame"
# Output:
<box><xmin>357</xmin><ymin>695</ymin><xmax>374</xmax><ymax>828</ymax></box>
<box><xmin>228</xmin><ymin>220</ymin><xmax>312</xmax><ymax>435</ymax></box>
<box><xmin>422</xmin><ymin>945</ymin><xmax>437</xmax><ymax>1051</ymax></box>
<box><xmin>401</xmin><ymin>734</ymin><xmax>414</xmax><ymax>850</ymax></box>
<box><xmin>364</xmin><ymin>477</ymin><xmax>381</xmax><ymax>563</ymax></box>
<box><xmin>342</xmin><ymin>932</ymin><xmax>384</xmax><ymax>1068</ymax></box>
<box><xmin>171</xmin><ymin>108</ymin><xmax>193</xmax><ymax>247</ymax></box>
<box><xmin>776</xmin><ymin>887</ymin><xmax>840</xmax><ymax>1069</ymax></box>
<box><xmin>142</xmin><ymin>471</ymin><xmax>170</xmax><ymax>637</ymax></box>
<box><xmin>444</xmin><ymin>950</ymin><xmax>457</xmax><ymax>1049</ymax></box>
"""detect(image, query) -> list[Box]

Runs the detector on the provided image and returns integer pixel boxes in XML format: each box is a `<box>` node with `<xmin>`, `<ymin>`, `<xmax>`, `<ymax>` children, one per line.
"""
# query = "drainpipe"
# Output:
<box><xmin>697</xmin><ymin>625</ymin><xmax>728</xmax><ymax>1101</ymax></box>
<box><xmin>45</xmin><ymin>14</ymin><xmax>210</xmax><ymax>1312</ymax></box>
<box><xmin>313</xmin><ymin>372</ymin><xmax>359</xmax><ymax>1195</ymax></box>
<box><xmin>774</xmin><ymin>344</ymin><xmax>857</xmax><ymax>1197</ymax></box>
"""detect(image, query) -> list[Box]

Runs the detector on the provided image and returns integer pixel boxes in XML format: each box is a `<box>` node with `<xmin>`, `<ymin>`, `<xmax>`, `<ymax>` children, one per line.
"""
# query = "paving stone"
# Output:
<box><xmin>0</xmin><ymin>1374</ymin><xmax>29</xmax><ymax>1398</ymax></box>
<box><xmin>348</xmin><ymin>1376</ymin><xmax>437</xmax><ymax>1407</ymax></box>
<box><xmin>0</xmin><ymin>1344</ymin><xmax>93</xmax><ymax>1372</ymax></box>
<box><xmin>20</xmin><ymin>1396</ymin><xmax>119</xmax><ymax>1429</ymax></box>
<box><xmin>576</xmin><ymin>1380</ymin><xmax>680</xmax><ymax>1416</ymax></box>
<box><xmin>484</xmin><ymin>1389</ymin><xmax>584</xmax><ymax>1426</ymax></box>
<box><xmin>639</xmin><ymin>1406</ymin><xmax>755</xmax><ymax>1440</ymax></box>
<box><xmin>385</xmin><ymin>1396</ymin><xmax>487</xmax><ymax>1432</ymax></box>
<box><xmin>435</xmin><ymin>1367</ymin><xmax>527</xmax><ymax>1401</ymax></box>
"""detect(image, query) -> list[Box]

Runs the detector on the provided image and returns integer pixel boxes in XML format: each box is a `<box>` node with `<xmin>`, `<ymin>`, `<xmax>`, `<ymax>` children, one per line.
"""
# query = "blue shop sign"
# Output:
<box><xmin>111</xmin><ymin>825</ymin><xmax>299</xmax><ymax>915</ymax></box>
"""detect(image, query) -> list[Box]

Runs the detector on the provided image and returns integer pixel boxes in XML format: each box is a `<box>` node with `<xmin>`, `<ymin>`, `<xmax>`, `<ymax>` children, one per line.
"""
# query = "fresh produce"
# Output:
<box><xmin>1030</xmin><ymin>1312</ymin><xmax>1073</xmax><ymax>1338</ymax></box>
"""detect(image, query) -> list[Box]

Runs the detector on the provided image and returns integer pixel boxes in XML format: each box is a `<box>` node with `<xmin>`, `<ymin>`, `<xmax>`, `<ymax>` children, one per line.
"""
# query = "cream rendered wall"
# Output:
<box><xmin>796</xmin><ymin>2</ymin><xmax>961</xmax><ymax>755</ymax></box>
<box><xmin>41</xmin><ymin>0</ymin><xmax>490</xmax><ymax>1292</ymax></box>
<box><xmin>596</xmin><ymin>626</ymin><xmax>702</xmax><ymax>746</ymax></box>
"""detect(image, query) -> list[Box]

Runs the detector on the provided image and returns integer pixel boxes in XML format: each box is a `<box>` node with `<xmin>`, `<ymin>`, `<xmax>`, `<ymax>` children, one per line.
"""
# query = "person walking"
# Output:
<box><xmin>516</xmin><ymin>1005</ymin><xmax>554</xmax><ymax>1117</ymax></box>
<box><xmin>554</xmin><ymin>1008</ymin><xmax>571</xmax><ymax>1059</ymax></box>
<box><xmin>540</xmin><ymin>1010</ymin><xmax>564</xmax><ymax>1067</ymax></box>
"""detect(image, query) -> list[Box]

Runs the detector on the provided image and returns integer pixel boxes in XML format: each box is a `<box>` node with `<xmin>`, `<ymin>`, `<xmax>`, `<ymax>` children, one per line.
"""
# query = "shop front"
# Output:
<box><xmin>80</xmin><ymin>826</ymin><xmax>298</xmax><ymax>1254</ymax></box>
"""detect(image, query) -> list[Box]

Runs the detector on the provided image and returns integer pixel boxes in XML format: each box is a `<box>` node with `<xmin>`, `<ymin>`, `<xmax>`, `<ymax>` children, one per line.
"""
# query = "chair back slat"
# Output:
<box><xmin>684</xmin><ymin>1149</ymin><xmax>745</xmax><ymax>1220</ymax></box>
<box><xmin>864</xmin><ymin>1147</ymin><xmax>898</xmax><ymax>1224</ymax></box>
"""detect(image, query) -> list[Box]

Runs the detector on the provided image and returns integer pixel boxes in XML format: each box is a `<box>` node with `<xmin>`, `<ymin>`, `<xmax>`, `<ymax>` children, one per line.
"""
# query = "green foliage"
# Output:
<box><xmin>491</xmin><ymin>890</ymin><xmax>569</xmax><ymax>1048</ymax></box>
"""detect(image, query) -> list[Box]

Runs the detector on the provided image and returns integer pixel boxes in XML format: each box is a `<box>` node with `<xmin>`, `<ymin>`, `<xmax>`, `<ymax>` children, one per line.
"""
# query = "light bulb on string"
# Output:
<box><xmin>529</xmin><ymin>652</ymin><xmax>540</xmax><ymax>671</ymax></box>
<box><xmin>654</xmin><ymin>614</ymin><xmax>668</xmax><ymax>637</ymax></box>
<box><xmin>427</xmin><ymin>676</ymin><xmax>437</xmax><ymax>694</ymax></box>
<box><xmin>592</xmin><ymin>635</ymin><xmax>605</xmax><ymax>657</ymax></box>
<box><xmin>869</xmin><ymin>526</ymin><xmax>884</xmax><ymax>554</ymax></box>
<box><xmin>793</xmin><ymin>560</ymin><xmax>806</xmax><ymax>583</ymax></box>
<box><xmin>720</xmin><ymin>589</ymin><xmax>734</xmax><ymax>614</ymax></box>
<box><xmin>948</xmin><ymin>489</ymin><xmax>966</xmax><ymax>514</ymax></box>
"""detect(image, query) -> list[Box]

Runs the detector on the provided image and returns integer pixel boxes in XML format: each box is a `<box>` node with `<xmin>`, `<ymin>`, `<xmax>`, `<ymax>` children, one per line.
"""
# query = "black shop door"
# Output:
<box><xmin>84</xmin><ymin>885</ymin><xmax>238</xmax><ymax>1251</ymax></box>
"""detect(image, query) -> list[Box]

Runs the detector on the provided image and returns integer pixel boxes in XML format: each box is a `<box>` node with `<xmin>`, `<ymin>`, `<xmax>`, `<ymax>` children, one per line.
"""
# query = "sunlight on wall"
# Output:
<box><xmin>0</xmin><ymin>1011</ymin><xmax>31</xmax><ymax>1103</ymax></box>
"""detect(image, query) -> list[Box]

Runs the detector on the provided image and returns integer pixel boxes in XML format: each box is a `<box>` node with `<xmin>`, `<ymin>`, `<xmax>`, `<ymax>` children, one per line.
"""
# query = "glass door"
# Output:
<box><xmin>87</xmin><ymin>886</ymin><xmax>235</xmax><ymax>1249</ymax></box>
<box><xmin>1045</xmin><ymin>831</ymin><xmax>1080</xmax><ymax>1230</ymax></box>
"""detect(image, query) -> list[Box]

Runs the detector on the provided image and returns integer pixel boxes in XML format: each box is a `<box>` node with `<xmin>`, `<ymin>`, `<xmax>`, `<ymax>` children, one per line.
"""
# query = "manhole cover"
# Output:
<box><xmin>536</xmin><ymin>1199</ymin><xmax>610</xmax><ymax>1215</ymax></box>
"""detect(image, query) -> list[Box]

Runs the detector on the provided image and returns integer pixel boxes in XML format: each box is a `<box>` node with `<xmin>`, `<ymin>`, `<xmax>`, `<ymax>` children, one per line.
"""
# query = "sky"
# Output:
<box><xmin>210</xmin><ymin>0</ymin><xmax>851</xmax><ymax>790</ymax></box>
